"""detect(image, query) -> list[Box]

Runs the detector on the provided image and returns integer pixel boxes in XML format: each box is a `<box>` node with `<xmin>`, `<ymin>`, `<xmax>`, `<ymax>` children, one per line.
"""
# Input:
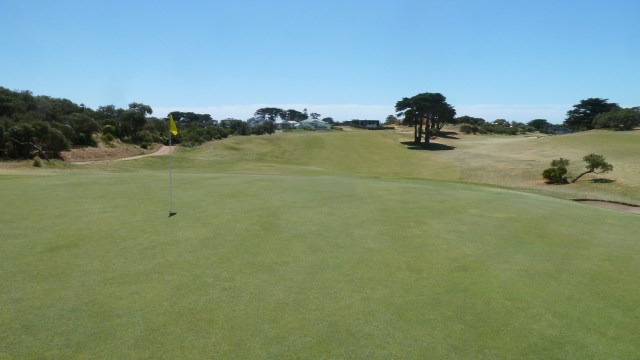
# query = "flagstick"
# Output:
<box><xmin>168</xmin><ymin>131</ymin><xmax>176</xmax><ymax>217</ymax></box>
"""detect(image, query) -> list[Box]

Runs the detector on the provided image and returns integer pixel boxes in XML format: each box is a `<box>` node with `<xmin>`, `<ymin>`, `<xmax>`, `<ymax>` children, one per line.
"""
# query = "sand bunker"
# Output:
<box><xmin>574</xmin><ymin>199</ymin><xmax>640</xmax><ymax>215</ymax></box>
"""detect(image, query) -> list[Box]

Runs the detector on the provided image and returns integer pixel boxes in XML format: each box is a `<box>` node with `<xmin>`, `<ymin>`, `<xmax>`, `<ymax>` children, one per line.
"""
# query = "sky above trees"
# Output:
<box><xmin>1</xmin><ymin>0</ymin><xmax>638</xmax><ymax>123</ymax></box>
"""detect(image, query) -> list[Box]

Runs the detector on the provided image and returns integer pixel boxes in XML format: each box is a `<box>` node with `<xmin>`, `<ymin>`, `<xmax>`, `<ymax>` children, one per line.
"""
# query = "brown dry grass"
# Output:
<box><xmin>60</xmin><ymin>140</ymin><xmax>162</xmax><ymax>163</ymax></box>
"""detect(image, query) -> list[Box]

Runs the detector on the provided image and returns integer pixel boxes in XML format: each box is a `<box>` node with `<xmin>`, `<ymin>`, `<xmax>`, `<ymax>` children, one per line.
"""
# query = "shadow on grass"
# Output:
<box><xmin>401</xmin><ymin>141</ymin><xmax>456</xmax><ymax>151</ymax></box>
<box><xmin>591</xmin><ymin>178</ymin><xmax>615</xmax><ymax>184</ymax></box>
<box><xmin>436</xmin><ymin>131</ymin><xmax>460</xmax><ymax>139</ymax></box>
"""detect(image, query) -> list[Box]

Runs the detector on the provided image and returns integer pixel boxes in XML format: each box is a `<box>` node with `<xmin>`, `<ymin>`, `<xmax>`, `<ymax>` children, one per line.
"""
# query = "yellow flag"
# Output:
<box><xmin>169</xmin><ymin>114</ymin><xmax>178</xmax><ymax>136</ymax></box>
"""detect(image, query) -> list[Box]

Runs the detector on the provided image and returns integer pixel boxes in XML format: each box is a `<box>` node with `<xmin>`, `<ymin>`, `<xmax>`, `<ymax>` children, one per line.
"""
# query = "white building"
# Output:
<box><xmin>300</xmin><ymin>119</ymin><xmax>331</xmax><ymax>130</ymax></box>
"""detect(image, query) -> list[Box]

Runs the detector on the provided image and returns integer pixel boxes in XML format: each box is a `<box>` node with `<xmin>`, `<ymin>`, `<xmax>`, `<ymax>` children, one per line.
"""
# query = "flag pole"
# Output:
<box><xmin>169</xmin><ymin>114</ymin><xmax>177</xmax><ymax>217</ymax></box>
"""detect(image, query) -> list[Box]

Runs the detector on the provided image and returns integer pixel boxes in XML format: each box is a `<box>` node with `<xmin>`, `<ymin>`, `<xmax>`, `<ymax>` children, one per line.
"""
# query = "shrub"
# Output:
<box><xmin>33</xmin><ymin>156</ymin><xmax>43</xmax><ymax>167</ymax></box>
<box><xmin>73</xmin><ymin>132</ymin><xmax>98</xmax><ymax>147</ymax></box>
<box><xmin>459</xmin><ymin>124</ymin><xmax>474</xmax><ymax>134</ymax></box>
<box><xmin>542</xmin><ymin>158</ymin><xmax>570</xmax><ymax>184</ymax></box>
<box><xmin>542</xmin><ymin>166</ymin><xmax>568</xmax><ymax>184</ymax></box>
<box><xmin>101</xmin><ymin>133</ymin><xmax>115</xmax><ymax>143</ymax></box>
<box><xmin>102</xmin><ymin>125</ymin><xmax>116</xmax><ymax>135</ymax></box>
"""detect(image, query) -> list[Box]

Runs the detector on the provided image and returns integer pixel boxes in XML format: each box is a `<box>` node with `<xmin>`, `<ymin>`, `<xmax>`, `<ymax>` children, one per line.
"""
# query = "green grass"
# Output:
<box><xmin>2</xmin><ymin>130</ymin><xmax>640</xmax><ymax>358</ymax></box>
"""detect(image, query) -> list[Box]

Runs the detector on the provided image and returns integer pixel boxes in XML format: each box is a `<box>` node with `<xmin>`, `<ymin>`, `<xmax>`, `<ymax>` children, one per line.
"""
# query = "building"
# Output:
<box><xmin>300</xmin><ymin>119</ymin><xmax>331</xmax><ymax>130</ymax></box>
<box><xmin>279</xmin><ymin>120</ymin><xmax>300</xmax><ymax>130</ymax></box>
<box><xmin>351</xmin><ymin>119</ymin><xmax>380</xmax><ymax>129</ymax></box>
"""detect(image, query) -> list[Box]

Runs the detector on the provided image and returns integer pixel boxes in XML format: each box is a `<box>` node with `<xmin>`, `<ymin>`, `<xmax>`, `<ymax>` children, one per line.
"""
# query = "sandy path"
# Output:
<box><xmin>73</xmin><ymin>146</ymin><xmax>176</xmax><ymax>164</ymax></box>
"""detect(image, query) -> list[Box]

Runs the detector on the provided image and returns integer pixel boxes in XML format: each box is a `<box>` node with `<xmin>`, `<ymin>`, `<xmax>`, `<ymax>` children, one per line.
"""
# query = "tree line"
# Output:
<box><xmin>393</xmin><ymin>92</ymin><xmax>557</xmax><ymax>145</ymax></box>
<box><xmin>393</xmin><ymin>93</ymin><xmax>639</xmax><ymax>146</ymax></box>
<box><xmin>0</xmin><ymin>85</ymin><xmax>343</xmax><ymax>161</ymax></box>
<box><xmin>1</xmin><ymin>87</ymin><xmax>160</xmax><ymax>160</ymax></box>
<box><xmin>250</xmin><ymin>107</ymin><xmax>334</xmax><ymax>124</ymax></box>
<box><xmin>1</xmin><ymin>88</ymin><xmax>311</xmax><ymax>161</ymax></box>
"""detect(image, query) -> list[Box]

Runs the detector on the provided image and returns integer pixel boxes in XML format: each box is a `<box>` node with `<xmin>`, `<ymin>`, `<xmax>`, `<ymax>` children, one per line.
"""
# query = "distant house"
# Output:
<box><xmin>247</xmin><ymin>117</ymin><xmax>268</xmax><ymax>128</ymax></box>
<box><xmin>300</xmin><ymin>119</ymin><xmax>331</xmax><ymax>130</ymax></box>
<box><xmin>351</xmin><ymin>119</ymin><xmax>380</xmax><ymax>129</ymax></box>
<box><xmin>279</xmin><ymin>120</ymin><xmax>300</xmax><ymax>129</ymax></box>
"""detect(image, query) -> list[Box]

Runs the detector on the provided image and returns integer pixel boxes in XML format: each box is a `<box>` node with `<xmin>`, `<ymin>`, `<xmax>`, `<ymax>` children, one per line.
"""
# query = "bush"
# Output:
<box><xmin>542</xmin><ymin>158</ymin><xmax>570</xmax><ymax>184</ymax></box>
<box><xmin>135</xmin><ymin>130</ymin><xmax>155</xmax><ymax>145</ymax></box>
<box><xmin>73</xmin><ymin>132</ymin><xmax>98</xmax><ymax>147</ymax></box>
<box><xmin>33</xmin><ymin>156</ymin><xmax>42</xmax><ymax>167</ymax></box>
<box><xmin>101</xmin><ymin>133</ymin><xmax>115</xmax><ymax>143</ymax></box>
<box><xmin>102</xmin><ymin>125</ymin><xmax>116</xmax><ymax>135</ymax></box>
<box><xmin>459</xmin><ymin>124</ymin><xmax>474</xmax><ymax>134</ymax></box>
<box><xmin>542</xmin><ymin>166</ymin><xmax>568</xmax><ymax>184</ymax></box>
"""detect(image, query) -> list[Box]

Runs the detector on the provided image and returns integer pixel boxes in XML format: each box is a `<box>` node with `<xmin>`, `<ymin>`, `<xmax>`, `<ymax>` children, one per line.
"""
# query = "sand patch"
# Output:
<box><xmin>574</xmin><ymin>199</ymin><xmax>640</xmax><ymax>214</ymax></box>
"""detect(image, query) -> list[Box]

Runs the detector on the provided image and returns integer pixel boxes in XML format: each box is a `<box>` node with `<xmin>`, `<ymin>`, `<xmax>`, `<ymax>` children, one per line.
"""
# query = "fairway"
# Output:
<box><xmin>2</xmin><ymin>130</ymin><xmax>640</xmax><ymax>358</ymax></box>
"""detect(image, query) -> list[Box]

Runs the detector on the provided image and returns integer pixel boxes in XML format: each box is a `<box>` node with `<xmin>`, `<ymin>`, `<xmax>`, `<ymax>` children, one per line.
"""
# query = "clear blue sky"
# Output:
<box><xmin>1</xmin><ymin>0</ymin><xmax>638</xmax><ymax>123</ymax></box>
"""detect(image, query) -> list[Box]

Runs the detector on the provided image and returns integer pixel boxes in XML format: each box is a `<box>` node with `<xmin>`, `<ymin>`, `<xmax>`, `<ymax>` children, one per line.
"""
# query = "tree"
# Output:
<box><xmin>64</xmin><ymin>113</ymin><xmax>99</xmax><ymax>146</ymax></box>
<box><xmin>527</xmin><ymin>119</ymin><xmax>552</xmax><ymax>133</ymax></box>
<box><xmin>322</xmin><ymin>117</ymin><xmax>334</xmax><ymax>124</ymax></box>
<box><xmin>285</xmin><ymin>109</ymin><xmax>307</xmax><ymax>122</ymax></box>
<box><xmin>255</xmin><ymin>107</ymin><xmax>285</xmax><ymax>122</ymax></box>
<box><xmin>116</xmin><ymin>102</ymin><xmax>153</xmax><ymax>141</ymax></box>
<box><xmin>118</xmin><ymin>110</ymin><xmax>145</xmax><ymax>140</ymax></box>
<box><xmin>542</xmin><ymin>158</ymin><xmax>570</xmax><ymax>184</ymax></box>
<box><xmin>430</xmin><ymin>104</ymin><xmax>456</xmax><ymax>132</ymax></box>
<box><xmin>593</xmin><ymin>107</ymin><xmax>640</xmax><ymax>131</ymax></box>
<box><xmin>95</xmin><ymin>105</ymin><xmax>120</xmax><ymax>121</ymax></box>
<box><xmin>171</xmin><ymin>111</ymin><xmax>214</xmax><ymax>126</ymax></box>
<box><xmin>128</xmin><ymin>102</ymin><xmax>153</xmax><ymax>116</ymax></box>
<box><xmin>395</xmin><ymin>92</ymin><xmax>456</xmax><ymax>145</ymax></box>
<box><xmin>229</xmin><ymin>121</ymin><xmax>251</xmax><ymax>136</ymax></box>
<box><xmin>455</xmin><ymin>115</ymin><xmax>485</xmax><ymax>126</ymax></box>
<box><xmin>564</xmin><ymin>98</ymin><xmax>620</xmax><ymax>131</ymax></box>
<box><xmin>310</xmin><ymin>112</ymin><xmax>321</xmax><ymax>120</ymax></box>
<box><xmin>571</xmin><ymin>154</ymin><xmax>613</xmax><ymax>183</ymax></box>
<box><xmin>493</xmin><ymin>119</ymin><xmax>510</xmax><ymax>127</ymax></box>
<box><xmin>385</xmin><ymin>115</ymin><xmax>398</xmax><ymax>125</ymax></box>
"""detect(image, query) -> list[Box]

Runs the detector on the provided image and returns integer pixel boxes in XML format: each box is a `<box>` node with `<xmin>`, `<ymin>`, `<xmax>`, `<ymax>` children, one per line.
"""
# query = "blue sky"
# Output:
<box><xmin>1</xmin><ymin>0</ymin><xmax>638</xmax><ymax>123</ymax></box>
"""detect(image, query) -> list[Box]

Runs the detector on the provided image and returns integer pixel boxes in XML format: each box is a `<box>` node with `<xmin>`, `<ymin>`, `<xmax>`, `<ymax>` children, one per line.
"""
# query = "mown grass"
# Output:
<box><xmin>1</xmin><ymin>129</ymin><xmax>640</xmax><ymax>358</ymax></box>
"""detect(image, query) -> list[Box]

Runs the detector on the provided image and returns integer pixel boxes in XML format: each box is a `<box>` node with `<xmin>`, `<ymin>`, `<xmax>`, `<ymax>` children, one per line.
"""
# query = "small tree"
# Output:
<box><xmin>542</xmin><ymin>158</ymin><xmax>570</xmax><ymax>184</ymax></box>
<box><xmin>572</xmin><ymin>154</ymin><xmax>613</xmax><ymax>183</ymax></box>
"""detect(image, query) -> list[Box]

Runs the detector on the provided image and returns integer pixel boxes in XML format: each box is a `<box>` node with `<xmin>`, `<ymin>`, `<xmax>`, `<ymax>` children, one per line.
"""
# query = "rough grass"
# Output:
<box><xmin>1</xmin><ymin>129</ymin><xmax>640</xmax><ymax>358</ymax></box>
<box><xmin>430</xmin><ymin>129</ymin><xmax>640</xmax><ymax>204</ymax></box>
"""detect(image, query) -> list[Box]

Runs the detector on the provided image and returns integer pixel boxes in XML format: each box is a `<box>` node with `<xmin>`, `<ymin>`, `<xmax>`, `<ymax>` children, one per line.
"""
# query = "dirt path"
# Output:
<box><xmin>116</xmin><ymin>145</ymin><xmax>174</xmax><ymax>161</ymax></box>
<box><xmin>73</xmin><ymin>145</ymin><xmax>176</xmax><ymax>164</ymax></box>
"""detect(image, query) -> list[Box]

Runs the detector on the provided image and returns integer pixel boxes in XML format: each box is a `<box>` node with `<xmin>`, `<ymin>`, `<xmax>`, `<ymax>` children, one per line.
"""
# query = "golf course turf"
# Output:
<box><xmin>1</xmin><ymin>129</ymin><xmax>639</xmax><ymax>358</ymax></box>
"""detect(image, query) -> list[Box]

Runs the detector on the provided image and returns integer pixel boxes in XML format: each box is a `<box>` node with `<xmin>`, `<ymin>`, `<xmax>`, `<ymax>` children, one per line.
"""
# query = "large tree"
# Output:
<box><xmin>254</xmin><ymin>107</ymin><xmax>285</xmax><ymax>122</ymax></box>
<box><xmin>284</xmin><ymin>109</ymin><xmax>308</xmax><ymax>122</ymax></box>
<box><xmin>395</xmin><ymin>92</ymin><xmax>456</xmax><ymax>145</ymax></box>
<box><xmin>564</xmin><ymin>98</ymin><xmax>620</xmax><ymax>131</ymax></box>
